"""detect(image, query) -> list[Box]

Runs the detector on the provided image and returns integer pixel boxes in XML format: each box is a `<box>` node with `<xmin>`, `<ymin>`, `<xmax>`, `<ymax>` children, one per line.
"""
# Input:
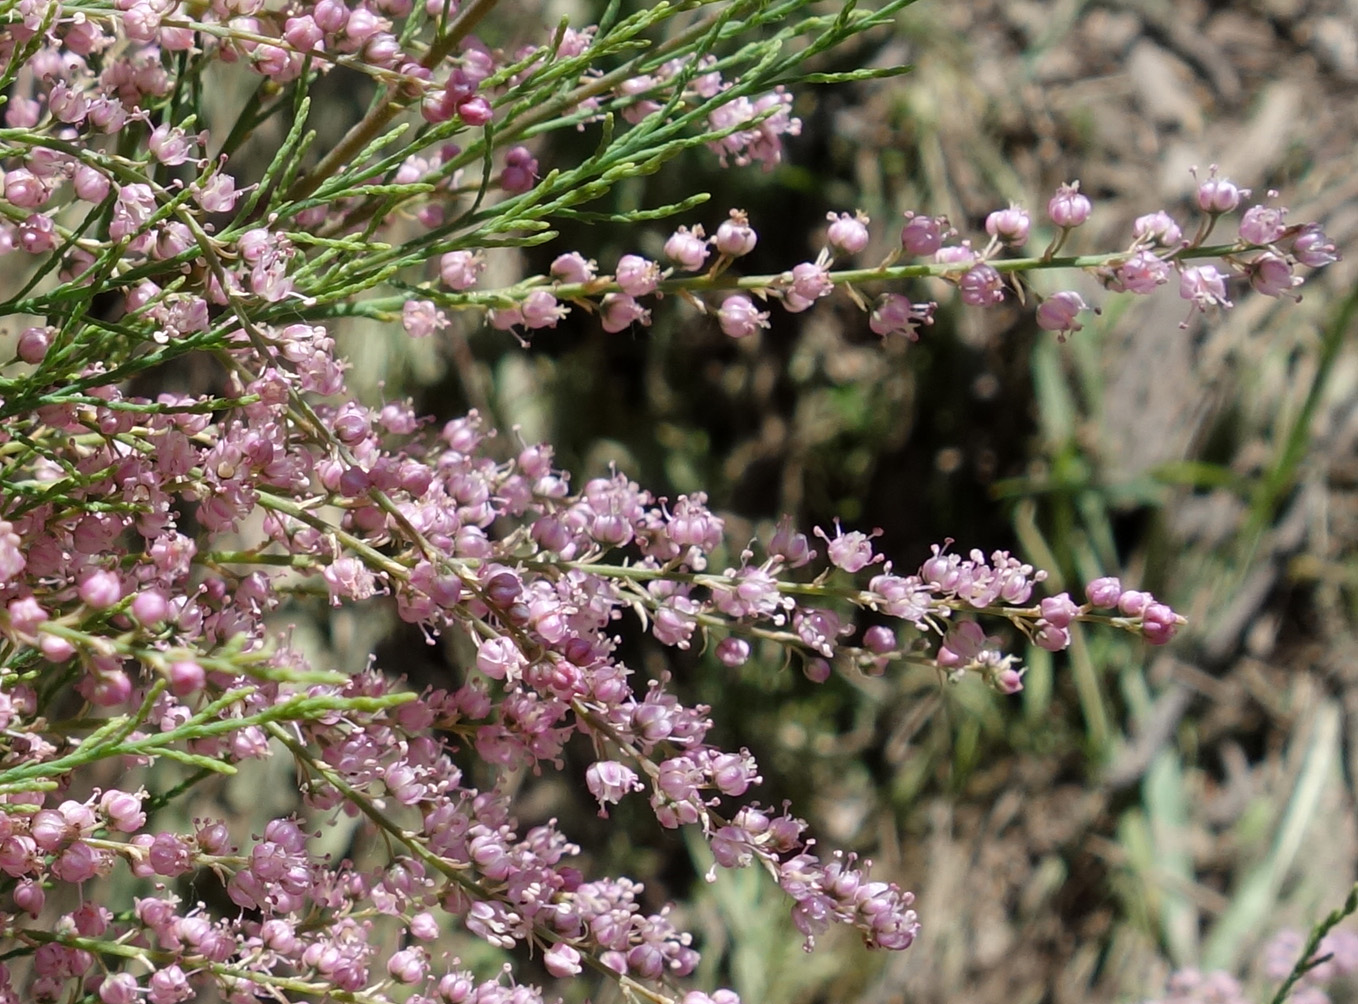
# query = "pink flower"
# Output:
<box><xmin>440</xmin><ymin>250</ymin><xmax>485</xmax><ymax>290</ymax></box>
<box><xmin>935</xmin><ymin>242</ymin><xmax>977</xmax><ymax>268</ymax></box>
<box><xmin>550</xmin><ymin>251</ymin><xmax>596</xmax><ymax>283</ymax></box>
<box><xmin>1292</xmin><ymin>224</ymin><xmax>1340</xmax><ymax>267</ymax></box>
<box><xmin>1110</xmin><ymin>249</ymin><xmax>1170</xmax><ymax>293</ymax></box>
<box><xmin>825</xmin><ymin>210</ymin><xmax>870</xmax><ymax>255</ymax></box>
<box><xmin>586</xmin><ymin>760</ymin><xmax>641</xmax><ymax>814</ymax></box>
<box><xmin>148</xmin><ymin>124</ymin><xmax>196</xmax><ymax>166</ymax></box>
<box><xmin>1132</xmin><ymin>210</ymin><xmax>1183</xmax><ymax>247</ymax></box>
<box><xmin>403</xmin><ymin>299</ymin><xmax>448</xmax><ymax>337</ymax></box>
<box><xmin>4</xmin><ymin>168</ymin><xmax>50</xmax><ymax>208</ymax></box>
<box><xmin>1048</xmin><ymin>181</ymin><xmax>1091</xmax><ymax>228</ymax></box>
<box><xmin>1179</xmin><ymin>264</ymin><xmax>1233</xmax><ymax>312</ymax></box>
<box><xmin>783</xmin><ymin>260</ymin><xmax>832</xmax><ymax>312</ymax></box>
<box><xmin>959</xmin><ymin>263</ymin><xmax>1005</xmax><ymax>307</ymax></box>
<box><xmin>500</xmin><ymin>146</ymin><xmax>538</xmax><ymax>193</ymax></box>
<box><xmin>868</xmin><ymin>293</ymin><xmax>933</xmax><ymax>340</ymax></box>
<box><xmin>1246</xmin><ymin>252</ymin><xmax>1301</xmax><ymax>298</ymax></box>
<box><xmin>520</xmin><ymin>289</ymin><xmax>568</xmax><ymax>329</ymax></box>
<box><xmin>0</xmin><ymin>521</ymin><xmax>26</xmax><ymax>584</ymax></box>
<box><xmin>664</xmin><ymin>225</ymin><xmax>710</xmax><ymax>271</ymax></box>
<box><xmin>1035</xmin><ymin>290</ymin><xmax>1088</xmax><ymax>339</ymax></box>
<box><xmin>716</xmin><ymin>294</ymin><xmax>769</xmax><ymax>338</ymax></box>
<box><xmin>985</xmin><ymin>204</ymin><xmax>1030</xmax><ymax>246</ymax></box>
<box><xmin>900</xmin><ymin>212</ymin><xmax>948</xmax><ymax>255</ymax></box>
<box><xmin>1238</xmin><ymin>204</ymin><xmax>1287</xmax><ymax>245</ymax></box>
<box><xmin>714</xmin><ymin>209</ymin><xmax>758</xmax><ymax>257</ymax></box>
<box><xmin>544</xmin><ymin>943</ymin><xmax>583</xmax><ymax>977</ymax></box>
<box><xmin>1195</xmin><ymin>164</ymin><xmax>1248</xmax><ymax>214</ymax></box>
<box><xmin>814</xmin><ymin>519</ymin><xmax>882</xmax><ymax>573</ymax></box>
<box><xmin>599</xmin><ymin>293</ymin><xmax>651</xmax><ymax>332</ymax></box>
<box><xmin>715</xmin><ymin>637</ymin><xmax>750</xmax><ymax>667</ymax></box>
<box><xmin>99</xmin><ymin>973</ymin><xmax>139</xmax><ymax>1004</ymax></box>
<box><xmin>615</xmin><ymin>254</ymin><xmax>661</xmax><ymax>296</ymax></box>
<box><xmin>387</xmin><ymin>947</ymin><xmax>428</xmax><ymax>984</ymax></box>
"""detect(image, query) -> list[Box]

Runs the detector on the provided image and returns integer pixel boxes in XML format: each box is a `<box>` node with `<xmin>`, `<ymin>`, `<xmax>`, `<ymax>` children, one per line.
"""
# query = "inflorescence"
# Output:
<box><xmin>0</xmin><ymin>2</ymin><xmax>1340</xmax><ymax>1003</ymax></box>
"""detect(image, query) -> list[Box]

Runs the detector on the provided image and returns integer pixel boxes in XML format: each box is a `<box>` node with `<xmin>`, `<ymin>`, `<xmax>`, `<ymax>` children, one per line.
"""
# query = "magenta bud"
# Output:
<box><xmin>985</xmin><ymin>205</ymin><xmax>1030</xmax><ymax>246</ymax></box>
<box><xmin>826</xmin><ymin>210</ymin><xmax>870</xmax><ymax>255</ymax></box>
<box><xmin>1085</xmin><ymin>576</ymin><xmax>1122</xmax><ymax>608</ymax></box>
<box><xmin>131</xmin><ymin>592</ymin><xmax>170</xmax><ymax>627</ymax></box>
<box><xmin>862</xmin><ymin>625</ymin><xmax>896</xmax><ymax>654</ymax></box>
<box><xmin>168</xmin><ymin>660</ymin><xmax>205</xmax><ymax>696</ymax></box>
<box><xmin>714</xmin><ymin>209</ymin><xmax>758</xmax><ymax>257</ymax></box>
<box><xmin>803</xmin><ymin>657</ymin><xmax>831</xmax><ymax>683</ymax></box>
<box><xmin>17</xmin><ymin>326</ymin><xmax>50</xmax><ymax>364</ymax></box>
<box><xmin>1048</xmin><ymin>181</ymin><xmax>1091</xmax><ymax>228</ymax></box>
<box><xmin>715</xmin><ymin>637</ymin><xmax>750</xmax><ymax>667</ymax></box>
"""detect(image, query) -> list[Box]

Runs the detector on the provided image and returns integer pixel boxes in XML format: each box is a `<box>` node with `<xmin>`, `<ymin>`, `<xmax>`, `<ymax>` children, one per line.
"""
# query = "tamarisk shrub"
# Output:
<box><xmin>0</xmin><ymin>1</ymin><xmax>1338</xmax><ymax>1003</ymax></box>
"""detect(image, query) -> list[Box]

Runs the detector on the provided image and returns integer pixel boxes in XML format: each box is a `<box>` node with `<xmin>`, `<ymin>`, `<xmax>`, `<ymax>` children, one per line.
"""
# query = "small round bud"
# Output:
<box><xmin>900</xmin><ymin>212</ymin><xmax>946</xmax><ymax>256</ymax></box>
<box><xmin>715</xmin><ymin>637</ymin><xmax>751</xmax><ymax>667</ymax></box>
<box><xmin>959</xmin><ymin>263</ymin><xmax>1005</xmax><ymax>307</ymax></box>
<box><xmin>499</xmin><ymin>146</ymin><xmax>537</xmax><ymax>194</ymax></box>
<box><xmin>131</xmin><ymin>591</ymin><xmax>170</xmax><ymax>627</ymax></box>
<box><xmin>985</xmin><ymin>205</ymin><xmax>1030</xmax><ymax>246</ymax></box>
<box><xmin>1141</xmin><ymin>602</ymin><xmax>1180</xmax><ymax>645</ymax></box>
<box><xmin>1035</xmin><ymin>290</ymin><xmax>1088</xmax><ymax>339</ymax></box>
<box><xmin>714</xmin><ymin>209</ymin><xmax>758</xmax><ymax>257</ymax></box>
<box><xmin>168</xmin><ymin>660</ymin><xmax>205</xmax><ymax>696</ymax></box>
<box><xmin>1039</xmin><ymin>593</ymin><xmax>1080</xmax><ymax>629</ymax></box>
<box><xmin>1238</xmin><ymin>205</ymin><xmax>1287</xmax><ymax>245</ymax></box>
<box><xmin>549</xmin><ymin>252</ymin><xmax>595</xmax><ymax>284</ymax></box>
<box><xmin>79</xmin><ymin>569</ymin><xmax>122</xmax><ymax>610</ymax></box>
<box><xmin>716</xmin><ymin>295</ymin><xmax>769</xmax><ymax>339</ymax></box>
<box><xmin>1195</xmin><ymin>165</ymin><xmax>1246</xmax><ymax>215</ymax></box>
<box><xmin>825</xmin><ymin>210</ymin><xmax>870</xmax><ymax>255</ymax></box>
<box><xmin>803</xmin><ymin>657</ymin><xmax>832</xmax><ymax>683</ymax></box>
<box><xmin>17</xmin><ymin>326</ymin><xmax>50</xmax><ymax>364</ymax></box>
<box><xmin>862</xmin><ymin>625</ymin><xmax>896</xmax><ymax>654</ymax></box>
<box><xmin>1048</xmin><ymin>181</ymin><xmax>1091</xmax><ymax>228</ymax></box>
<box><xmin>664</xmin><ymin>225</ymin><xmax>710</xmax><ymax>272</ymax></box>
<box><xmin>1085</xmin><ymin>576</ymin><xmax>1122</xmax><ymax>608</ymax></box>
<box><xmin>1132</xmin><ymin>211</ymin><xmax>1183</xmax><ymax>247</ymax></box>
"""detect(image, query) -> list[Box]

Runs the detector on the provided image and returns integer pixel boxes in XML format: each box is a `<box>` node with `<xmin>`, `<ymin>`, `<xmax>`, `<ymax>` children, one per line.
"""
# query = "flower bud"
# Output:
<box><xmin>1195</xmin><ymin>165</ymin><xmax>1246</xmax><ymax>214</ymax></box>
<box><xmin>1036</xmin><ymin>290</ymin><xmax>1088</xmax><ymax>338</ymax></box>
<box><xmin>826</xmin><ymin>210</ymin><xmax>870</xmax><ymax>255</ymax></box>
<box><xmin>664</xmin><ymin>225</ymin><xmax>710</xmax><ymax>271</ymax></box>
<box><xmin>716</xmin><ymin>294</ymin><xmax>768</xmax><ymax>338</ymax></box>
<box><xmin>985</xmin><ymin>205</ymin><xmax>1030</xmax><ymax>246</ymax></box>
<box><xmin>714</xmin><ymin>209</ymin><xmax>758</xmax><ymax>257</ymax></box>
<box><xmin>900</xmin><ymin>212</ymin><xmax>946</xmax><ymax>255</ymax></box>
<box><xmin>1048</xmin><ymin>181</ymin><xmax>1091</xmax><ymax>228</ymax></box>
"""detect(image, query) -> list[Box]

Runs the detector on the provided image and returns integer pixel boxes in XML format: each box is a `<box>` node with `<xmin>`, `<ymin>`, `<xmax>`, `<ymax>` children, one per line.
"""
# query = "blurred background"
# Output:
<box><xmin>204</xmin><ymin>1</ymin><xmax>1358</xmax><ymax>1002</ymax></box>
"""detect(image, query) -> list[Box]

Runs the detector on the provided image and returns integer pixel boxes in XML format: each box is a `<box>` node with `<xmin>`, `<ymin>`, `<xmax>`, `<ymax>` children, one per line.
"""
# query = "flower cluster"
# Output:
<box><xmin>436</xmin><ymin>169</ymin><xmax>1336</xmax><ymax>346</ymax></box>
<box><xmin>0</xmin><ymin>352</ymin><xmax>1179</xmax><ymax>1000</ymax></box>
<box><xmin>0</xmin><ymin>2</ymin><xmax>1332</xmax><ymax>1004</ymax></box>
